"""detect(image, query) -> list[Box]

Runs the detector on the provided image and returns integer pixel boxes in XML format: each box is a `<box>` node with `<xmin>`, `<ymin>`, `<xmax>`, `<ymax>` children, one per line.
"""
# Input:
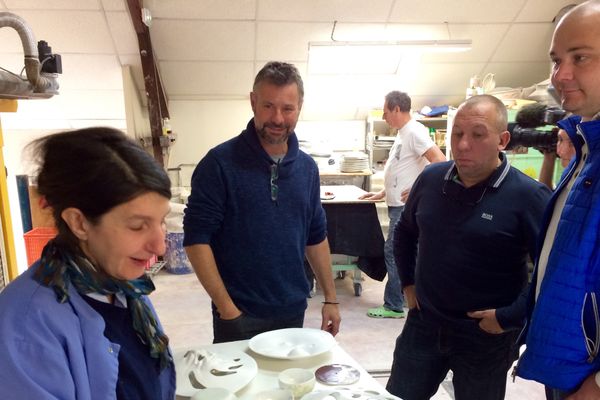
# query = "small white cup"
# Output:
<box><xmin>278</xmin><ymin>368</ymin><xmax>316</xmax><ymax>399</ymax></box>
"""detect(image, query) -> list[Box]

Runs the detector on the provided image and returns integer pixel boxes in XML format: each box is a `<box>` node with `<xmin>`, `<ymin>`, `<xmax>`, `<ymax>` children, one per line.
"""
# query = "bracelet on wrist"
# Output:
<box><xmin>322</xmin><ymin>301</ymin><xmax>339</xmax><ymax>305</ymax></box>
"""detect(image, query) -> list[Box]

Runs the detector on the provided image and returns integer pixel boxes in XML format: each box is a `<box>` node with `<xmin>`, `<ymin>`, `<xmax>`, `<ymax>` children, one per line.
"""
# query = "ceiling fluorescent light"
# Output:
<box><xmin>307</xmin><ymin>39</ymin><xmax>471</xmax><ymax>75</ymax></box>
<box><xmin>310</xmin><ymin>39</ymin><xmax>472</xmax><ymax>53</ymax></box>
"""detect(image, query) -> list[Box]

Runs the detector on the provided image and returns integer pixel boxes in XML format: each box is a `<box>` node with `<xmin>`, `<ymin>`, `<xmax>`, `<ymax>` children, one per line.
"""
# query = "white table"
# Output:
<box><xmin>319</xmin><ymin>185</ymin><xmax>377</xmax><ymax>204</ymax></box>
<box><xmin>175</xmin><ymin>339</ymin><xmax>395</xmax><ymax>399</ymax></box>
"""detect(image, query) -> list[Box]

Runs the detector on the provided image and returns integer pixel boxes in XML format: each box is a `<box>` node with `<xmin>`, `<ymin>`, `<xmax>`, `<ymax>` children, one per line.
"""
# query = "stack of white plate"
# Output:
<box><xmin>339</xmin><ymin>152</ymin><xmax>369</xmax><ymax>173</ymax></box>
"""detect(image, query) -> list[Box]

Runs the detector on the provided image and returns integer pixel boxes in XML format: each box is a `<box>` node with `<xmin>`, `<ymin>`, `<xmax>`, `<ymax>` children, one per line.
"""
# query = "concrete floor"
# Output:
<box><xmin>151</xmin><ymin>269</ymin><xmax>545</xmax><ymax>399</ymax></box>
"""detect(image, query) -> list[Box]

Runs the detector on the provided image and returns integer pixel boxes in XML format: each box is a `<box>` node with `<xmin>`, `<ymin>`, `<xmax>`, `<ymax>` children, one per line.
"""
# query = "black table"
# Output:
<box><xmin>320</xmin><ymin>185</ymin><xmax>386</xmax><ymax>296</ymax></box>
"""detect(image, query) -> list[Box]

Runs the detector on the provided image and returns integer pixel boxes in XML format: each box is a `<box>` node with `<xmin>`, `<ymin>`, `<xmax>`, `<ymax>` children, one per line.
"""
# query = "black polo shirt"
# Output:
<box><xmin>395</xmin><ymin>153</ymin><xmax>551</xmax><ymax>328</ymax></box>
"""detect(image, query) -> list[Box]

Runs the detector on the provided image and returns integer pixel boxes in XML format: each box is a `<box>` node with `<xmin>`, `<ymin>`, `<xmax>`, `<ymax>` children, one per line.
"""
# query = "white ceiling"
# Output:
<box><xmin>0</xmin><ymin>0</ymin><xmax>581</xmax><ymax>128</ymax></box>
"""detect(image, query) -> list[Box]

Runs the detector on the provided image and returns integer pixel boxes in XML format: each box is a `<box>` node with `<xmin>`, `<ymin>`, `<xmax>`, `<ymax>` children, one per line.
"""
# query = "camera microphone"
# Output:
<box><xmin>506</xmin><ymin>103</ymin><xmax>564</xmax><ymax>152</ymax></box>
<box><xmin>515</xmin><ymin>103</ymin><xmax>548</xmax><ymax>128</ymax></box>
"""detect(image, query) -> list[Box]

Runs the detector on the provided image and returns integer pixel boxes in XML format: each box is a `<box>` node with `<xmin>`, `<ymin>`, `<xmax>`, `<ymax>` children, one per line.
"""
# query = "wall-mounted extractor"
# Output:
<box><xmin>0</xmin><ymin>12</ymin><xmax>61</xmax><ymax>99</ymax></box>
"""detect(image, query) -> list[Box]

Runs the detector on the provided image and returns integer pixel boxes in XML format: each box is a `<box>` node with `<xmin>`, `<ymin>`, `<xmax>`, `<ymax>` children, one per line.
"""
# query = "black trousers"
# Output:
<box><xmin>212</xmin><ymin>309</ymin><xmax>304</xmax><ymax>343</ymax></box>
<box><xmin>387</xmin><ymin>309</ymin><xmax>518</xmax><ymax>400</ymax></box>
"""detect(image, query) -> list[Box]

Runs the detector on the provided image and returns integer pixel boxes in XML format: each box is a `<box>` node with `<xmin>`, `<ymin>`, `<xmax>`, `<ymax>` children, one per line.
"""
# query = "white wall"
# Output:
<box><xmin>167</xmin><ymin>99</ymin><xmax>252</xmax><ymax>169</ymax></box>
<box><xmin>296</xmin><ymin>120</ymin><xmax>365</xmax><ymax>152</ymax></box>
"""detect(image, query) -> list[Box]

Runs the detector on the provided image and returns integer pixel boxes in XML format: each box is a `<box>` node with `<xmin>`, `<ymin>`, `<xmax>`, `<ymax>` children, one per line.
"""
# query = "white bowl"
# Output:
<box><xmin>278</xmin><ymin>368</ymin><xmax>315</xmax><ymax>399</ymax></box>
<box><xmin>249</xmin><ymin>328</ymin><xmax>336</xmax><ymax>360</ymax></box>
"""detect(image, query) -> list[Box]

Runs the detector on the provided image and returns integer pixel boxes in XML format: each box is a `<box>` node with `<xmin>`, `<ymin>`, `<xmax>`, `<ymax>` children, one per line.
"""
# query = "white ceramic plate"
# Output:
<box><xmin>320</xmin><ymin>190</ymin><xmax>336</xmax><ymax>200</ymax></box>
<box><xmin>249</xmin><ymin>328</ymin><xmax>336</xmax><ymax>360</ymax></box>
<box><xmin>174</xmin><ymin>347</ymin><xmax>258</xmax><ymax>397</ymax></box>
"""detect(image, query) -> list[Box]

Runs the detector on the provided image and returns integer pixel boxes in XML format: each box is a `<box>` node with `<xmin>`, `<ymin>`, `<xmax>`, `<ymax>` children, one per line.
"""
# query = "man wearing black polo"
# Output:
<box><xmin>386</xmin><ymin>94</ymin><xmax>551</xmax><ymax>400</ymax></box>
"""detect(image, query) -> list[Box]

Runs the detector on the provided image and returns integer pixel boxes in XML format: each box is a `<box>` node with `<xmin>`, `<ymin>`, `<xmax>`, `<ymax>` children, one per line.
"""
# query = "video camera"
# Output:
<box><xmin>505</xmin><ymin>103</ymin><xmax>567</xmax><ymax>152</ymax></box>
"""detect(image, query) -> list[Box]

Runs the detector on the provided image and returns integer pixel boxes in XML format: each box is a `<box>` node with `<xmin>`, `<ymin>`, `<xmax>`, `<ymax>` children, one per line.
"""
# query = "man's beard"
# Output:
<box><xmin>257</xmin><ymin>123</ymin><xmax>293</xmax><ymax>145</ymax></box>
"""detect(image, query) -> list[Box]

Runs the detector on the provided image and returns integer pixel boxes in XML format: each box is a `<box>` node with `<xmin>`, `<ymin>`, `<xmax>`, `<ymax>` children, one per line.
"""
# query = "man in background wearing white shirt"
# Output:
<box><xmin>360</xmin><ymin>91</ymin><xmax>446</xmax><ymax>319</ymax></box>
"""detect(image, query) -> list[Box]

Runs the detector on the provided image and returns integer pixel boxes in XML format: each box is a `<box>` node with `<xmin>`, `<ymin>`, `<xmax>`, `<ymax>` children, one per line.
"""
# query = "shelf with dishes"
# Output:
<box><xmin>364</xmin><ymin>111</ymin><xmax>453</xmax><ymax>187</ymax></box>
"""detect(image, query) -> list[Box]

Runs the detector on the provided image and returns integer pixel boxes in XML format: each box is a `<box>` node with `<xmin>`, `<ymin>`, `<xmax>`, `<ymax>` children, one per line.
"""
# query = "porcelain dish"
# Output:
<box><xmin>249</xmin><ymin>328</ymin><xmax>336</xmax><ymax>360</ymax></box>
<box><xmin>174</xmin><ymin>347</ymin><xmax>258</xmax><ymax>397</ymax></box>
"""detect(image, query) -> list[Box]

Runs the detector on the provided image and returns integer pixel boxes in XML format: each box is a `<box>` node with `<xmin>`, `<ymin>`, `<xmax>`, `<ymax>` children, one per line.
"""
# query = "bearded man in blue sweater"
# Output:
<box><xmin>386</xmin><ymin>95</ymin><xmax>551</xmax><ymax>400</ymax></box>
<box><xmin>183</xmin><ymin>61</ymin><xmax>341</xmax><ymax>343</ymax></box>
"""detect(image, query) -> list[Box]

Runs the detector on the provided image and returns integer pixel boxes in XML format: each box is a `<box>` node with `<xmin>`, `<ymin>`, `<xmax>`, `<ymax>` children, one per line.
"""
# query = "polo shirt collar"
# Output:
<box><xmin>443</xmin><ymin>152</ymin><xmax>510</xmax><ymax>189</ymax></box>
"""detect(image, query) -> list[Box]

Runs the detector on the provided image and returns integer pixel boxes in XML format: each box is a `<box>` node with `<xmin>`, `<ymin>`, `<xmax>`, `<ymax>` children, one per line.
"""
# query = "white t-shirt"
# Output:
<box><xmin>383</xmin><ymin>119</ymin><xmax>435</xmax><ymax>206</ymax></box>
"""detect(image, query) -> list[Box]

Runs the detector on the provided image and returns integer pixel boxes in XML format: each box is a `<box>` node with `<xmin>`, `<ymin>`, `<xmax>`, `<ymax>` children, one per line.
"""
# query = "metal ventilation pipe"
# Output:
<box><xmin>0</xmin><ymin>12</ymin><xmax>58</xmax><ymax>96</ymax></box>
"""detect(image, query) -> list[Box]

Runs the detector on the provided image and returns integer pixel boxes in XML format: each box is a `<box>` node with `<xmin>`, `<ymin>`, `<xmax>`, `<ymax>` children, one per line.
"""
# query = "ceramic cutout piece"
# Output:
<box><xmin>249</xmin><ymin>328</ymin><xmax>336</xmax><ymax>360</ymax></box>
<box><xmin>174</xmin><ymin>348</ymin><xmax>257</xmax><ymax>397</ymax></box>
<box><xmin>315</xmin><ymin>364</ymin><xmax>360</xmax><ymax>385</ymax></box>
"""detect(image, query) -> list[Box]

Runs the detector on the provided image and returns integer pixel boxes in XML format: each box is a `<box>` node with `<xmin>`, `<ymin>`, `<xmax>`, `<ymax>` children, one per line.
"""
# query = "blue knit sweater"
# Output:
<box><xmin>183</xmin><ymin>119</ymin><xmax>327</xmax><ymax>318</ymax></box>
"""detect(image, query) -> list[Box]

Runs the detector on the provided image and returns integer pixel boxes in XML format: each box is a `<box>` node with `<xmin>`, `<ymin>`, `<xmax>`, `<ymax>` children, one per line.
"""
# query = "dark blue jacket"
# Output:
<box><xmin>183</xmin><ymin>119</ymin><xmax>327</xmax><ymax>318</ymax></box>
<box><xmin>517</xmin><ymin>116</ymin><xmax>600</xmax><ymax>391</ymax></box>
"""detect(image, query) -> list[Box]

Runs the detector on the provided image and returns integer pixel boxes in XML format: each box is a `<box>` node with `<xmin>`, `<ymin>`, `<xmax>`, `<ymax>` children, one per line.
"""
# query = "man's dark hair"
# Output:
<box><xmin>253</xmin><ymin>61</ymin><xmax>304</xmax><ymax>102</ymax></box>
<box><xmin>385</xmin><ymin>91</ymin><xmax>411</xmax><ymax>112</ymax></box>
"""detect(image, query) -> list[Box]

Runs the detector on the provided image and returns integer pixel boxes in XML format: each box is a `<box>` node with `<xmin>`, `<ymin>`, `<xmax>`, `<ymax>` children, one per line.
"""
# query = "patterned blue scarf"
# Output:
<box><xmin>34</xmin><ymin>240</ymin><xmax>171</xmax><ymax>370</ymax></box>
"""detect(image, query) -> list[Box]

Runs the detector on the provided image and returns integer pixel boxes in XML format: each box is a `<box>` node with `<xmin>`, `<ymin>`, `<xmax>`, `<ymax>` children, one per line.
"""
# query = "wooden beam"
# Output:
<box><xmin>126</xmin><ymin>0</ymin><xmax>168</xmax><ymax>166</ymax></box>
<box><xmin>155</xmin><ymin>64</ymin><xmax>169</xmax><ymax>121</ymax></box>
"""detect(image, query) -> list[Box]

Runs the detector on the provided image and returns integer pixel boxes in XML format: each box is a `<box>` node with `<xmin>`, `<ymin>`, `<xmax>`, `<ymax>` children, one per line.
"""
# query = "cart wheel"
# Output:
<box><xmin>354</xmin><ymin>282</ymin><xmax>362</xmax><ymax>297</ymax></box>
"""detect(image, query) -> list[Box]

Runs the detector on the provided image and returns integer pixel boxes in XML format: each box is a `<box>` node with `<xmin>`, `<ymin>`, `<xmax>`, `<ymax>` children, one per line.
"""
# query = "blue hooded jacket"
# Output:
<box><xmin>518</xmin><ymin>115</ymin><xmax>600</xmax><ymax>391</ymax></box>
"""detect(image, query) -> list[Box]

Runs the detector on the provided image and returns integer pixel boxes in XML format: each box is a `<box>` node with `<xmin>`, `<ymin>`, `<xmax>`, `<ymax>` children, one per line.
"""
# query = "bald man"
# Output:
<box><xmin>386</xmin><ymin>95</ymin><xmax>550</xmax><ymax>400</ymax></box>
<box><xmin>517</xmin><ymin>2</ymin><xmax>600</xmax><ymax>399</ymax></box>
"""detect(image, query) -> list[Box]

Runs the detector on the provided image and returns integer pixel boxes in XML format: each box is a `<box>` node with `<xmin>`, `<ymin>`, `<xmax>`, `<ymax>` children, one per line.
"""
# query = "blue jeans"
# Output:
<box><xmin>212</xmin><ymin>308</ymin><xmax>304</xmax><ymax>343</ymax></box>
<box><xmin>387</xmin><ymin>309</ymin><xmax>518</xmax><ymax>400</ymax></box>
<box><xmin>384</xmin><ymin>206</ymin><xmax>405</xmax><ymax>311</ymax></box>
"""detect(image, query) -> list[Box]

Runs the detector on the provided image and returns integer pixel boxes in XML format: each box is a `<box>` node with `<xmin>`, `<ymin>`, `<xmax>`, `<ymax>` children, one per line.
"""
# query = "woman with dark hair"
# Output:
<box><xmin>0</xmin><ymin>127</ymin><xmax>175</xmax><ymax>399</ymax></box>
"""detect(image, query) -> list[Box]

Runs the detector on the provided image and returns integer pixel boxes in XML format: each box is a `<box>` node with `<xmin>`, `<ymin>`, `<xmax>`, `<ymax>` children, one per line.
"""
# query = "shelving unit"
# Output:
<box><xmin>365</xmin><ymin>110</ymin><xmax>451</xmax><ymax>189</ymax></box>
